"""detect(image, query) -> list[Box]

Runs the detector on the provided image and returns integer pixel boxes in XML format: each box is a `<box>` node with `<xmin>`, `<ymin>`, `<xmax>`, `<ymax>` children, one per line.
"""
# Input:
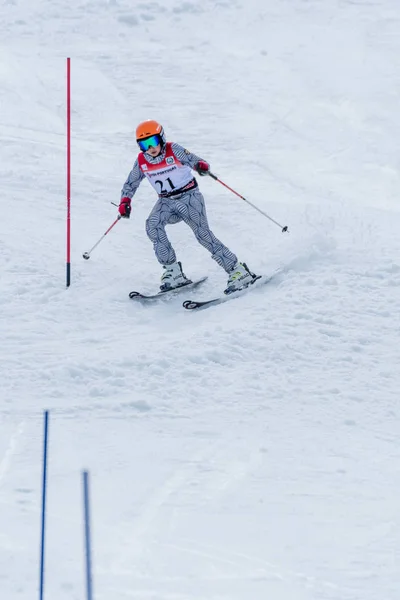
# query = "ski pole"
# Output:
<box><xmin>82</xmin><ymin>215</ymin><xmax>121</xmax><ymax>260</ymax></box>
<box><xmin>208</xmin><ymin>172</ymin><xmax>288</xmax><ymax>233</ymax></box>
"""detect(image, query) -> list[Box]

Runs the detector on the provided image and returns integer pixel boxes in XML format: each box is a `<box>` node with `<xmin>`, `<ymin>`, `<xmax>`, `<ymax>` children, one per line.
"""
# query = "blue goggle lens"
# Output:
<box><xmin>138</xmin><ymin>134</ymin><xmax>162</xmax><ymax>151</ymax></box>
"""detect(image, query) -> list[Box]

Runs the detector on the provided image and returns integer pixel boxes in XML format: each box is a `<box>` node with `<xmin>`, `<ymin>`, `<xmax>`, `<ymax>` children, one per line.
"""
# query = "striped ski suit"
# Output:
<box><xmin>121</xmin><ymin>143</ymin><xmax>238</xmax><ymax>273</ymax></box>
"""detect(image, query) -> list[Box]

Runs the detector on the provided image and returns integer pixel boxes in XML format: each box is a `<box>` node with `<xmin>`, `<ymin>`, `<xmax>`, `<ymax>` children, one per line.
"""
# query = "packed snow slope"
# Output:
<box><xmin>1</xmin><ymin>1</ymin><xmax>400</xmax><ymax>599</ymax></box>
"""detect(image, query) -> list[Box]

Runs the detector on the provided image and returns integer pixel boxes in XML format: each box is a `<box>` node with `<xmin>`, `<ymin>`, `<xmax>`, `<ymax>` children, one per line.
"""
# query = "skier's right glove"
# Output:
<box><xmin>119</xmin><ymin>197</ymin><xmax>131</xmax><ymax>218</ymax></box>
<box><xmin>195</xmin><ymin>161</ymin><xmax>210</xmax><ymax>176</ymax></box>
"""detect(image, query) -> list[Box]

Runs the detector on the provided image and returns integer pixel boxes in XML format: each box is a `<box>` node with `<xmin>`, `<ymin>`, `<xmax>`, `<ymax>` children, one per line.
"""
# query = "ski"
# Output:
<box><xmin>182</xmin><ymin>274</ymin><xmax>276</xmax><ymax>311</ymax></box>
<box><xmin>129</xmin><ymin>276</ymin><xmax>208</xmax><ymax>302</ymax></box>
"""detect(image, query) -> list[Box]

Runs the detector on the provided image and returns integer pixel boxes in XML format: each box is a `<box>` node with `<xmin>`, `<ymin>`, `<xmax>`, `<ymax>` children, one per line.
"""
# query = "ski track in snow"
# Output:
<box><xmin>1</xmin><ymin>0</ymin><xmax>400</xmax><ymax>599</ymax></box>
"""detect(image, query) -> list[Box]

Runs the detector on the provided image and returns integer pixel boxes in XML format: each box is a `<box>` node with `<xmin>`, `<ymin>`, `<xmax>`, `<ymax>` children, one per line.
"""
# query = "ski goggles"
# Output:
<box><xmin>137</xmin><ymin>134</ymin><xmax>162</xmax><ymax>152</ymax></box>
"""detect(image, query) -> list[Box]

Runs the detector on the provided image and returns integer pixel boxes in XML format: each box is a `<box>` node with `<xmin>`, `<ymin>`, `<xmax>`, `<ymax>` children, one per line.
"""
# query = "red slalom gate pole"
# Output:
<box><xmin>66</xmin><ymin>57</ymin><xmax>71</xmax><ymax>287</ymax></box>
<box><xmin>208</xmin><ymin>171</ymin><xmax>288</xmax><ymax>233</ymax></box>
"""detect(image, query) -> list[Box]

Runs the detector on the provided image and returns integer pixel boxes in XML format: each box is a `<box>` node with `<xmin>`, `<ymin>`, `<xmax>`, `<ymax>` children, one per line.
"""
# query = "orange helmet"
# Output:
<box><xmin>136</xmin><ymin>120</ymin><xmax>166</xmax><ymax>148</ymax></box>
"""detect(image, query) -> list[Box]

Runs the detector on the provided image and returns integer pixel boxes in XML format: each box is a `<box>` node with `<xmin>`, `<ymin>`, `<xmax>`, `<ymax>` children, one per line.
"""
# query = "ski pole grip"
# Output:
<box><xmin>208</xmin><ymin>171</ymin><xmax>218</xmax><ymax>180</ymax></box>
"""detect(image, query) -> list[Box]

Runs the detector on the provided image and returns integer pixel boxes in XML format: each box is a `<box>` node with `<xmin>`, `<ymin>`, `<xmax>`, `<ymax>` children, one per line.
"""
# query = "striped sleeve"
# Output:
<box><xmin>171</xmin><ymin>142</ymin><xmax>208</xmax><ymax>170</ymax></box>
<box><xmin>121</xmin><ymin>159</ymin><xmax>145</xmax><ymax>199</ymax></box>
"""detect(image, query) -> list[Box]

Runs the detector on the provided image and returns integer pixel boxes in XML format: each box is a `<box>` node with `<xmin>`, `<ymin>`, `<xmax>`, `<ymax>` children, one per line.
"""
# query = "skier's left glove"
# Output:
<box><xmin>119</xmin><ymin>197</ymin><xmax>131</xmax><ymax>218</ymax></box>
<box><xmin>195</xmin><ymin>161</ymin><xmax>210</xmax><ymax>176</ymax></box>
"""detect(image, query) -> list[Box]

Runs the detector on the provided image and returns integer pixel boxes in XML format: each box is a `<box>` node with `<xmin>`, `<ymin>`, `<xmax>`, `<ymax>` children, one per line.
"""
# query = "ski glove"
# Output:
<box><xmin>195</xmin><ymin>161</ymin><xmax>210</xmax><ymax>176</ymax></box>
<box><xmin>119</xmin><ymin>197</ymin><xmax>131</xmax><ymax>218</ymax></box>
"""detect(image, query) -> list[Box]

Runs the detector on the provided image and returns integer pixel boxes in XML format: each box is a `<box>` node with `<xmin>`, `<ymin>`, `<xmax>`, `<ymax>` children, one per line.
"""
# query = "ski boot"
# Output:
<box><xmin>224</xmin><ymin>262</ymin><xmax>257</xmax><ymax>295</ymax></box>
<box><xmin>160</xmin><ymin>261</ymin><xmax>191</xmax><ymax>292</ymax></box>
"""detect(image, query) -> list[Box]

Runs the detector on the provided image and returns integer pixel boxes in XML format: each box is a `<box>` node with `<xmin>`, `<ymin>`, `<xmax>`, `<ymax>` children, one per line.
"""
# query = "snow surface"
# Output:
<box><xmin>1</xmin><ymin>0</ymin><xmax>400</xmax><ymax>598</ymax></box>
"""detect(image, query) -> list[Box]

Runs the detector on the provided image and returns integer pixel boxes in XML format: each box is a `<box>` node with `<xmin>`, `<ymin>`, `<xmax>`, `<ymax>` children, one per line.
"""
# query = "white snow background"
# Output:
<box><xmin>1</xmin><ymin>0</ymin><xmax>400</xmax><ymax>599</ymax></box>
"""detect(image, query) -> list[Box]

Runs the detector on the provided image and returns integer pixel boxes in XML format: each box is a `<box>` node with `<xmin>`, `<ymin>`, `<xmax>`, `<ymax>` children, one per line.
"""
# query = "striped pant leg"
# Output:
<box><xmin>175</xmin><ymin>189</ymin><xmax>238</xmax><ymax>273</ymax></box>
<box><xmin>145</xmin><ymin>198</ymin><xmax>181</xmax><ymax>266</ymax></box>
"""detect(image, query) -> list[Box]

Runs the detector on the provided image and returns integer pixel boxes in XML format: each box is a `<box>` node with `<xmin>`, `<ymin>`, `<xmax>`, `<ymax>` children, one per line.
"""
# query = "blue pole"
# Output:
<box><xmin>39</xmin><ymin>410</ymin><xmax>49</xmax><ymax>600</ymax></box>
<box><xmin>83</xmin><ymin>470</ymin><xmax>93</xmax><ymax>600</ymax></box>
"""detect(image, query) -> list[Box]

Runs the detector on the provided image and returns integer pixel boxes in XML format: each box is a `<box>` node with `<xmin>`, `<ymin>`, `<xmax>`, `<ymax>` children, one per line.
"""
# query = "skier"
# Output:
<box><xmin>119</xmin><ymin>119</ymin><xmax>257</xmax><ymax>293</ymax></box>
